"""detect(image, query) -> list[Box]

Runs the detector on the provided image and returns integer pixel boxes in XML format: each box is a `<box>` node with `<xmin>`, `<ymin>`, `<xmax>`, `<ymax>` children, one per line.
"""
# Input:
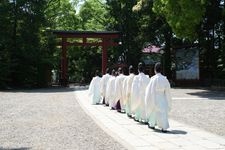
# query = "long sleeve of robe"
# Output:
<box><xmin>107</xmin><ymin>76</ymin><xmax>117</xmax><ymax>107</ymax></box>
<box><xmin>88</xmin><ymin>76</ymin><xmax>102</xmax><ymax>105</ymax></box>
<box><xmin>135</xmin><ymin>73</ymin><xmax>150</xmax><ymax>122</ymax></box>
<box><xmin>145</xmin><ymin>73</ymin><xmax>172</xmax><ymax>129</ymax></box>
<box><xmin>125</xmin><ymin>74</ymin><xmax>135</xmax><ymax>115</ymax></box>
<box><xmin>130</xmin><ymin>73</ymin><xmax>150</xmax><ymax>121</ymax></box>
<box><xmin>114</xmin><ymin>74</ymin><xmax>126</xmax><ymax>110</ymax></box>
<box><xmin>121</xmin><ymin>76</ymin><xmax>128</xmax><ymax>110</ymax></box>
<box><xmin>130</xmin><ymin>76</ymin><xmax>140</xmax><ymax>115</ymax></box>
<box><xmin>100</xmin><ymin>74</ymin><xmax>110</xmax><ymax>99</ymax></box>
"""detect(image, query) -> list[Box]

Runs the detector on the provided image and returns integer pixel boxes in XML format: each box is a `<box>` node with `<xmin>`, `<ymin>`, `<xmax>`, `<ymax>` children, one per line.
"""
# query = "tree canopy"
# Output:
<box><xmin>0</xmin><ymin>0</ymin><xmax>225</xmax><ymax>88</ymax></box>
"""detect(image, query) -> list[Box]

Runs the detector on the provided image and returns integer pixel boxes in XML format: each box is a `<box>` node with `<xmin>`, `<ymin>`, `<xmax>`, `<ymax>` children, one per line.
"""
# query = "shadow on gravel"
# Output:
<box><xmin>0</xmin><ymin>147</ymin><xmax>31</xmax><ymax>150</ymax></box>
<box><xmin>153</xmin><ymin>129</ymin><xmax>187</xmax><ymax>135</ymax></box>
<box><xmin>0</xmin><ymin>85</ymin><xmax>89</xmax><ymax>93</ymax></box>
<box><xmin>187</xmin><ymin>90</ymin><xmax>225</xmax><ymax>100</ymax></box>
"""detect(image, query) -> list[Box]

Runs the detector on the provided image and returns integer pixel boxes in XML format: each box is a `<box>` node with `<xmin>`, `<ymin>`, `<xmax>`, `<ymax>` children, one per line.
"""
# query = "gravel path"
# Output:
<box><xmin>169</xmin><ymin>88</ymin><xmax>225</xmax><ymax>137</ymax></box>
<box><xmin>0</xmin><ymin>88</ymin><xmax>126</xmax><ymax>150</ymax></box>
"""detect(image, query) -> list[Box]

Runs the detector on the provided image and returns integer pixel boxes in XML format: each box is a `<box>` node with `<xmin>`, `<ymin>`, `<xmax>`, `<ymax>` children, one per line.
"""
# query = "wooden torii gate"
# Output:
<box><xmin>52</xmin><ymin>30</ymin><xmax>120</xmax><ymax>86</ymax></box>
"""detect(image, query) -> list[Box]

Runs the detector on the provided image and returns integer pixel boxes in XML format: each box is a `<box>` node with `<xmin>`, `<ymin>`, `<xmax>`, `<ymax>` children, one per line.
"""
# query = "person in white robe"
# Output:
<box><xmin>106</xmin><ymin>69</ymin><xmax>117</xmax><ymax>108</ymax></box>
<box><xmin>145</xmin><ymin>62</ymin><xmax>171</xmax><ymax>132</ymax></box>
<box><xmin>121</xmin><ymin>76</ymin><xmax>128</xmax><ymax>112</ymax></box>
<box><xmin>100</xmin><ymin>68</ymin><xmax>111</xmax><ymax>105</ymax></box>
<box><xmin>88</xmin><ymin>70</ymin><xmax>102</xmax><ymax>105</ymax></box>
<box><xmin>124</xmin><ymin>65</ymin><xmax>135</xmax><ymax>117</ymax></box>
<box><xmin>130</xmin><ymin>62</ymin><xmax>150</xmax><ymax>123</ymax></box>
<box><xmin>114</xmin><ymin>67</ymin><xmax>126</xmax><ymax>112</ymax></box>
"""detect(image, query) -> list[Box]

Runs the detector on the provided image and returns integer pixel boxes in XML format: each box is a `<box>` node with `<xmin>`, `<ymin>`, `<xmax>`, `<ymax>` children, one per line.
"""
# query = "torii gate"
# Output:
<box><xmin>52</xmin><ymin>30</ymin><xmax>120</xmax><ymax>86</ymax></box>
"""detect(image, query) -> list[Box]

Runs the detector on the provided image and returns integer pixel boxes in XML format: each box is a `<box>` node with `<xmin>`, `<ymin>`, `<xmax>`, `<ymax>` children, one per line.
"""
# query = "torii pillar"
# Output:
<box><xmin>102</xmin><ymin>38</ymin><xmax>108</xmax><ymax>74</ymax></box>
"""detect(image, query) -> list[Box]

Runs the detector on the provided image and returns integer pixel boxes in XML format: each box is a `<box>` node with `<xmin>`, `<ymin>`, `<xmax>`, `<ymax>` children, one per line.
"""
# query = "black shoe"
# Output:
<box><xmin>102</xmin><ymin>98</ymin><xmax>105</xmax><ymax>104</ymax></box>
<box><xmin>134</xmin><ymin>118</ymin><xmax>139</xmax><ymax>122</ymax></box>
<box><xmin>161</xmin><ymin>129</ymin><xmax>167</xmax><ymax>133</ymax></box>
<box><xmin>110</xmin><ymin>107</ymin><xmax>115</xmax><ymax>110</ymax></box>
<box><xmin>142</xmin><ymin>122</ymin><xmax>148</xmax><ymax>125</ymax></box>
<box><xmin>127</xmin><ymin>114</ymin><xmax>132</xmax><ymax>118</ymax></box>
<box><xmin>148</xmin><ymin>124</ymin><xmax>155</xmax><ymax>129</ymax></box>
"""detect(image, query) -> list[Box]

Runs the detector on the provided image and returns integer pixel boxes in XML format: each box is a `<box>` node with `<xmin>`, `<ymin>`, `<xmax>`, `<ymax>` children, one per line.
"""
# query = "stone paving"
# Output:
<box><xmin>75</xmin><ymin>89</ymin><xmax>225</xmax><ymax>150</ymax></box>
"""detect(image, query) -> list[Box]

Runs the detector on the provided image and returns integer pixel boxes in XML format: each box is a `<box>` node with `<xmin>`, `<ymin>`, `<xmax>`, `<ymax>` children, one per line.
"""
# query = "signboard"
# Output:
<box><xmin>176</xmin><ymin>48</ymin><xmax>199</xmax><ymax>80</ymax></box>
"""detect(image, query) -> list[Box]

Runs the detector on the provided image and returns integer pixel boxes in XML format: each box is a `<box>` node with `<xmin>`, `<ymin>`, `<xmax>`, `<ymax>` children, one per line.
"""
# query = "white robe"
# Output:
<box><xmin>124</xmin><ymin>73</ymin><xmax>135</xmax><ymax>115</ymax></box>
<box><xmin>107</xmin><ymin>76</ymin><xmax>116</xmax><ymax>107</ymax></box>
<box><xmin>115</xmin><ymin>74</ymin><xmax>126</xmax><ymax>110</ymax></box>
<box><xmin>100</xmin><ymin>73</ymin><xmax>111</xmax><ymax>101</ymax></box>
<box><xmin>88</xmin><ymin>76</ymin><xmax>102</xmax><ymax>105</ymax></box>
<box><xmin>145</xmin><ymin>73</ymin><xmax>171</xmax><ymax>130</ymax></box>
<box><xmin>105</xmin><ymin>75</ymin><xmax>112</xmax><ymax>104</ymax></box>
<box><xmin>122</xmin><ymin>76</ymin><xmax>128</xmax><ymax>111</ymax></box>
<box><xmin>130</xmin><ymin>73</ymin><xmax>150</xmax><ymax>122</ymax></box>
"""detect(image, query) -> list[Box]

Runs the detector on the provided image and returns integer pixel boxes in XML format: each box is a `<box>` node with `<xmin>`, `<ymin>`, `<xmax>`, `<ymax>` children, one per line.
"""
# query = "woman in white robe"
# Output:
<box><xmin>145</xmin><ymin>63</ymin><xmax>171</xmax><ymax>132</ymax></box>
<box><xmin>88</xmin><ymin>71</ymin><xmax>102</xmax><ymax>105</ymax></box>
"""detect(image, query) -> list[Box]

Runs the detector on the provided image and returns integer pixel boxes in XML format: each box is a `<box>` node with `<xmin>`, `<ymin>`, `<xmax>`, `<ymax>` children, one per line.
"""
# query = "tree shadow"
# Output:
<box><xmin>0</xmin><ymin>147</ymin><xmax>31</xmax><ymax>150</ymax></box>
<box><xmin>186</xmin><ymin>90</ymin><xmax>225</xmax><ymax>100</ymax></box>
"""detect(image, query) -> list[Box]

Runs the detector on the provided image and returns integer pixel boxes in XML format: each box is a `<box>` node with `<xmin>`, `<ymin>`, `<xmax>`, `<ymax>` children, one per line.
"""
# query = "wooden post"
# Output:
<box><xmin>102</xmin><ymin>38</ymin><xmax>108</xmax><ymax>75</ymax></box>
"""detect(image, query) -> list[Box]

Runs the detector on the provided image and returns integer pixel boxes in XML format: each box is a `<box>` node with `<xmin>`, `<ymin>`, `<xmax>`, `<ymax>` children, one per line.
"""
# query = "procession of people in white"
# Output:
<box><xmin>88</xmin><ymin>62</ymin><xmax>172</xmax><ymax>132</ymax></box>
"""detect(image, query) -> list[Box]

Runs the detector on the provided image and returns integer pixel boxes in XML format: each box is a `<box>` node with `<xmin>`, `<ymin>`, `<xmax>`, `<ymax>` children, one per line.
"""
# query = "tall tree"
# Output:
<box><xmin>0</xmin><ymin>1</ymin><xmax>12</xmax><ymax>88</ymax></box>
<box><xmin>106</xmin><ymin>0</ymin><xmax>142</xmax><ymax>68</ymax></box>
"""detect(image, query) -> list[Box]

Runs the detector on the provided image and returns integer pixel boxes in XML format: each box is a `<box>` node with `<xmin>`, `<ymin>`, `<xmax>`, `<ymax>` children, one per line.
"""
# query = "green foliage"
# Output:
<box><xmin>106</xmin><ymin>0</ymin><xmax>142</xmax><ymax>67</ymax></box>
<box><xmin>79</xmin><ymin>0</ymin><xmax>109</xmax><ymax>30</ymax></box>
<box><xmin>0</xmin><ymin>1</ymin><xmax>12</xmax><ymax>88</ymax></box>
<box><xmin>0</xmin><ymin>0</ymin><xmax>58</xmax><ymax>88</ymax></box>
<box><xmin>135</xmin><ymin>0</ymin><xmax>206</xmax><ymax>39</ymax></box>
<box><xmin>1</xmin><ymin>0</ymin><xmax>224</xmax><ymax>87</ymax></box>
<box><xmin>45</xmin><ymin>0</ymin><xmax>80</xmax><ymax>30</ymax></box>
<box><xmin>152</xmin><ymin>0</ymin><xmax>206</xmax><ymax>40</ymax></box>
<box><xmin>134</xmin><ymin>0</ymin><xmax>225</xmax><ymax>83</ymax></box>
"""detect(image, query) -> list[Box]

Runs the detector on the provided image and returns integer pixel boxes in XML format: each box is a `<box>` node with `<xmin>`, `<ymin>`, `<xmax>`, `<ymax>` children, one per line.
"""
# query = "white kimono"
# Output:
<box><xmin>122</xmin><ymin>76</ymin><xmax>128</xmax><ymax>111</ymax></box>
<box><xmin>130</xmin><ymin>73</ymin><xmax>150</xmax><ymax>122</ymax></box>
<box><xmin>105</xmin><ymin>75</ymin><xmax>112</xmax><ymax>104</ymax></box>
<box><xmin>145</xmin><ymin>73</ymin><xmax>171</xmax><ymax>130</ymax></box>
<box><xmin>107</xmin><ymin>76</ymin><xmax>116</xmax><ymax>107</ymax></box>
<box><xmin>115</xmin><ymin>74</ymin><xmax>126</xmax><ymax>110</ymax></box>
<box><xmin>100</xmin><ymin>73</ymin><xmax>111</xmax><ymax>101</ymax></box>
<box><xmin>124</xmin><ymin>73</ymin><xmax>135</xmax><ymax>115</ymax></box>
<box><xmin>88</xmin><ymin>76</ymin><xmax>102</xmax><ymax>104</ymax></box>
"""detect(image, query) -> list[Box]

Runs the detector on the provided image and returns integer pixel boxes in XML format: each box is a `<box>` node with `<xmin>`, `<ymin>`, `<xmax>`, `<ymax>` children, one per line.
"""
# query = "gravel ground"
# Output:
<box><xmin>1</xmin><ymin>87</ymin><xmax>225</xmax><ymax>150</ymax></box>
<box><xmin>0</xmin><ymin>88</ymin><xmax>126</xmax><ymax>150</ymax></box>
<box><xmin>169</xmin><ymin>88</ymin><xmax>225</xmax><ymax>137</ymax></box>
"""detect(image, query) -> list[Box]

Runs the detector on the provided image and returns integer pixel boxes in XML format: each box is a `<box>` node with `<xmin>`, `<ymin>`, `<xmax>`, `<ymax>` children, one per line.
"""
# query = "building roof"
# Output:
<box><xmin>142</xmin><ymin>45</ymin><xmax>161</xmax><ymax>53</ymax></box>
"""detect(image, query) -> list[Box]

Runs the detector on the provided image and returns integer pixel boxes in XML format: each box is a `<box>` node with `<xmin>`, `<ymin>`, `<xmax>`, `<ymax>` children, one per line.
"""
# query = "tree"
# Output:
<box><xmin>0</xmin><ymin>1</ymin><xmax>12</xmax><ymax>88</ymax></box>
<box><xmin>0</xmin><ymin>0</ymin><xmax>59</xmax><ymax>88</ymax></box>
<box><xmin>106</xmin><ymin>0</ymin><xmax>142</xmax><ymax>68</ymax></box>
<box><xmin>79</xmin><ymin>0</ymin><xmax>109</xmax><ymax>30</ymax></box>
